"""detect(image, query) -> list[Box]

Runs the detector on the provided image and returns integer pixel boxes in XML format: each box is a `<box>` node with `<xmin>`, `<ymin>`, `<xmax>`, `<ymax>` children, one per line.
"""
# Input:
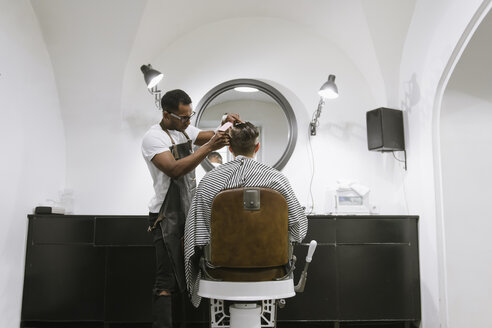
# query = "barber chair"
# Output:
<box><xmin>198</xmin><ymin>187</ymin><xmax>317</xmax><ymax>328</ymax></box>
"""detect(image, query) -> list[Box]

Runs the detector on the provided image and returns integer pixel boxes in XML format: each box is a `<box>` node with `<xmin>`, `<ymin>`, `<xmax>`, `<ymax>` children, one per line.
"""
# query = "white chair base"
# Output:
<box><xmin>198</xmin><ymin>279</ymin><xmax>295</xmax><ymax>301</ymax></box>
<box><xmin>198</xmin><ymin>279</ymin><xmax>295</xmax><ymax>328</ymax></box>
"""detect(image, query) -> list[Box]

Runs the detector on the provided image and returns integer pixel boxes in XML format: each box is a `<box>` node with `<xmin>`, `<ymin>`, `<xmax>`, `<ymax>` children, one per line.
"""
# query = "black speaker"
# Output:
<box><xmin>366</xmin><ymin>107</ymin><xmax>405</xmax><ymax>152</ymax></box>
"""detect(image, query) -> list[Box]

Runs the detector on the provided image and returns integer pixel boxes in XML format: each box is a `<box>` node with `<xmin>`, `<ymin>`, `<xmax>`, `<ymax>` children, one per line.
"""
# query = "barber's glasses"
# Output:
<box><xmin>167</xmin><ymin>111</ymin><xmax>195</xmax><ymax>123</ymax></box>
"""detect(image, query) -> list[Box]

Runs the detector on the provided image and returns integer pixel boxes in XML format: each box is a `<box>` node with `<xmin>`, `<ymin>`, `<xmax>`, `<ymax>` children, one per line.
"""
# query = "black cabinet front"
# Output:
<box><xmin>337</xmin><ymin>244</ymin><xmax>419</xmax><ymax>320</ymax></box>
<box><xmin>22</xmin><ymin>215</ymin><xmax>420</xmax><ymax>326</ymax></box>
<box><xmin>22</xmin><ymin>215</ymin><xmax>209</xmax><ymax>326</ymax></box>
<box><xmin>22</xmin><ymin>244</ymin><xmax>106</xmax><ymax>321</ymax></box>
<box><xmin>104</xmin><ymin>247</ymin><xmax>155</xmax><ymax>322</ymax></box>
<box><xmin>278</xmin><ymin>216</ymin><xmax>420</xmax><ymax>323</ymax></box>
<box><xmin>280</xmin><ymin>245</ymin><xmax>338</xmax><ymax>320</ymax></box>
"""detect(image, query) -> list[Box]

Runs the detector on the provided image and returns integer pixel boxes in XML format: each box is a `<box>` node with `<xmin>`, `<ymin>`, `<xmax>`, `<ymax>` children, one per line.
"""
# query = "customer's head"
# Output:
<box><xmin>229</xmin><ymin>122</ymin><xmax>260</xmax><ymax>157</ymax></box>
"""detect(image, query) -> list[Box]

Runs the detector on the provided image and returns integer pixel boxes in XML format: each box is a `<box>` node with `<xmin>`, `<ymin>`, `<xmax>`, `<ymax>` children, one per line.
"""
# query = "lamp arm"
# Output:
<box><xmin>309</xmin><ymin>98</ymin><xmax>325</xmax><ymax>136</ymax></box>
<box><xmin>149</xmin><ymin>85</ymin><xmax>162</xmax><ymax>110</ymax></box>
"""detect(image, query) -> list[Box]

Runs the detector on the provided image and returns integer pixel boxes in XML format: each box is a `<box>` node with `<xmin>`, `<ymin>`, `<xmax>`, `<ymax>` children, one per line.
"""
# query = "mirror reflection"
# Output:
<box><xmin>197</xmin><ymin>88</ymin><xmax>290</xmax><ymax>168</ymax></box>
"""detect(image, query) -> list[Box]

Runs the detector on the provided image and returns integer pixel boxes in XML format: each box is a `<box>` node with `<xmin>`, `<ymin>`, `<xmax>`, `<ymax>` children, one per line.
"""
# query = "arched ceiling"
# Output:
<box><xmin>445</xmin><ymin>8</ymin><xmax>492</xmax><ymax>102</ymax></box>
<box><xmin>127</xmin><ymin>0</ymin><xmax>416</xmax><ymax>107</ymax></box>
<box><xmin>30</xmin><ymin>0</ymin><xmax>147</xmax><ymax>127</ymax></box>
<box><xmin>30</xmin><ymin>0</ymin><xmax>416</xmax><ymax>122</ymax></box>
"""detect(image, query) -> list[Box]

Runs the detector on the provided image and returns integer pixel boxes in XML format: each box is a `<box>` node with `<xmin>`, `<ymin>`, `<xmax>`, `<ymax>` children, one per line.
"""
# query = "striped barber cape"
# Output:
<box><xmin>184</xmin><ymin>155</ymin><xmax>308</xmax><ymax>307</ymax></box>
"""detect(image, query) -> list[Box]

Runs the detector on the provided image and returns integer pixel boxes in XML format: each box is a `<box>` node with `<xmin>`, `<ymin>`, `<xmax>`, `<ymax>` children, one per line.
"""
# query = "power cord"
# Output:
<box><xmin>392</xmin><ymin>150</ymin><xmax>407</xmax><ymax>170</ymax></box>
<box><xmin>307</xmin><ymin>131</ymin><xmax>316</xmax><ymax>214</ymax></box>
<box><xmin>392</xmin><ymin>151</ymin><xmax>404</xmax><ymax>162</ymax></box>
<box><xmin>392</xmin><ymin>151</ymin><xmax>410</xmax><ymax>214</ymax></box>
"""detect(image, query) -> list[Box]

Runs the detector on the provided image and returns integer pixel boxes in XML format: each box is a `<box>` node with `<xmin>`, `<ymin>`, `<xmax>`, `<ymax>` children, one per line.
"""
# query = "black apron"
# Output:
<box><xmin>157</xmin><ymin>128</ymin><xmax>196</xmax><ymax>292</ymax></box>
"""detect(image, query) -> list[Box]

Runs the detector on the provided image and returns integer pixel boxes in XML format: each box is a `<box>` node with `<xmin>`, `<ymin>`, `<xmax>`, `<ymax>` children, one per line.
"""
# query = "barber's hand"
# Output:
<box><xmin>206</xmin><ymin>130</ymin><xmax>230</xmax><ymax>151</ymax></box>
<box><xmin>221</xmin><ymin>113</ymin><xmax>243</xmax><ymax>125</ymax></box>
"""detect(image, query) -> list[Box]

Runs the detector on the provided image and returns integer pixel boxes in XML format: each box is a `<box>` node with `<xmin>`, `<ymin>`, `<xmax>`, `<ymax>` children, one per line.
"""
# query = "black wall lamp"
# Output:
<box><xmin>310</xmin><ymin>74</ymin><xmax>339</xmax><ymax>136</ymax></box>
<box><xmin>140</xmin><ymin>64</ymin><xmax>164</xmax><ymax>110</ymax></box>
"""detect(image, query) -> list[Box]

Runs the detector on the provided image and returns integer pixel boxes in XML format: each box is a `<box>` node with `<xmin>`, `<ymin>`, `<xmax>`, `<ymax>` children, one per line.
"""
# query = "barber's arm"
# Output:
<box><xmin>151</xmin><ymin>131</ymin><xmax>229</xmax><ymax>179</ymax></box>
<box><xmin>194</xmin><ymin>113</ymin><xmax>242</xmax><ymax>146</ymax></box>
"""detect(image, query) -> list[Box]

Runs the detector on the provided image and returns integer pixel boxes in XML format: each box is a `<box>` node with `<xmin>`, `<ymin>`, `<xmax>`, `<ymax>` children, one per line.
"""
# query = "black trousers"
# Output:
<box><xmin>149</xmin><ymin>213</ymin><xmax>178</xmax><ymax>295</ymax></box>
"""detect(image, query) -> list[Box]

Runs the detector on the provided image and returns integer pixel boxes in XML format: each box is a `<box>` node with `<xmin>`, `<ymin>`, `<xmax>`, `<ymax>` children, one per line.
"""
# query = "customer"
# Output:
<box><xmin>184</xmin><ymin>122</ymin><xmax>307</xmax><ymax>307</ymax></box>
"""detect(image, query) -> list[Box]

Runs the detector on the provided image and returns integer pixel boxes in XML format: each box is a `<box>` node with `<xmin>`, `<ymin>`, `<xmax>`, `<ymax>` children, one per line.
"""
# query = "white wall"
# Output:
<box><xmin>122</xmin><ymin>16</ymin><xmax>406</xmax><ymax>215</ymax></box>
<box><xmin>3</xmin><ymin>1</ymin><xmax>489</xmax><ymax>327</ymax></box>
<box><xmin>399</xmin><ymin>0</ymin><xmax>486</xmax><ymax>326</ymax></box>
<box><xmin>441</xmin><ymin>89</ymin><xmax>492</xmax><ymax>327</ymax></box>
<box><xmin>0</xmin><ymin>1</ymin><xmax>66</xmax><ymax>327</ymax></box>
<box><xmin>438</xmin><ymin>7</ymin><xmax>492</xmax><ymax>326</ymax></box>
<box><xmin>23</xmin><ymin>0</ymin><xmax>413</xmax><ymax>218</ymax></box>
<box><xmin>29</xmin><ymin>0</ymin><xmax>148</xmax><ymax>215</ymax></box>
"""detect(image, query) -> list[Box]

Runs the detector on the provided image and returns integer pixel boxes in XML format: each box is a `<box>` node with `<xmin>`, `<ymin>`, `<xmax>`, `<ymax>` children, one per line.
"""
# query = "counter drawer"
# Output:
<box><xmin>31</xmin><ymin>216</ymin><xmax>94</xmax><ymax>245</ymax></box>
<box><xmin>94</xmin><ymin>217</ymin><xmax>152</xmax><ymax>246</ymax></box>
<box><xmin>336</xmin><ymin>217</ymin><xmax>418</xmax><ymax>244</ymax></box>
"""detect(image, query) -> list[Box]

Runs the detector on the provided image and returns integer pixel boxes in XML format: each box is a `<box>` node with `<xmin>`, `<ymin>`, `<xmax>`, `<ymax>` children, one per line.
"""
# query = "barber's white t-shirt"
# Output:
<box><xmin>141</xmin><ymin>124</ymin><xmax>201</xmax><ymax>213</ymax></box>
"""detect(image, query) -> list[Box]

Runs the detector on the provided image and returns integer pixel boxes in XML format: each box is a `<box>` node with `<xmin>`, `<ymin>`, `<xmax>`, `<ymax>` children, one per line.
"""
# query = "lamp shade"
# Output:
<box><xmin>140</xmin><ymin>64</ymin><xmax>163</xmax><ymax>89</ymax></box>
<box><xmin>318</xmin><ymin>74</ymin><xmax>339</xmax><ymax>99</ymax></box>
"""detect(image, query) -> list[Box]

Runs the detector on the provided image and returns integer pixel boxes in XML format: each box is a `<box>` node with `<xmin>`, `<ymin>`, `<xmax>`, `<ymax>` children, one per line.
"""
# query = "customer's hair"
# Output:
<box><xmin>229</xmin><ymin>122</ymin><xmax>259</xmax><ymax>155</ymax></box>
<box><xmin>160</xmin><ymin>89</ymin><xmax>191</xmax><ymax>113</ymax></box>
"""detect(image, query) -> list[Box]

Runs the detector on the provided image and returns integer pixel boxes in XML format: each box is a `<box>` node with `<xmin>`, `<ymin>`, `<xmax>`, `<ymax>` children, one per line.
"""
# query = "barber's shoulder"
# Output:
<box><xmin>186</xmin><ymin>125</ymin><xmax>201</xmax><ymax>132</ymax></box>
<box><xmin>142</xmin><ymin>126</ymin><xmax>159</xmax><ymax>145</ymax></box>
<box><xmin>144</xmin><ymin>125</ymin><xmax>174</xmax><ymax>146</ymax></box>
<box><xmin>185</xmin><ymin>125</ymin><xmax>201</xmax><ymax>140</ymax></box>
<box><xmin>143</xmin><ymin>124</ymin><xmax>163</xmax><ymax>138</ymax></box>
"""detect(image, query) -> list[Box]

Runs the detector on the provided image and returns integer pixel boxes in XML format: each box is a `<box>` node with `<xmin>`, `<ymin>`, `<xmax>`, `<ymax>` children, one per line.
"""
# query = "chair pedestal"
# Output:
<box><xmin>230</xmin><ymin>303</ymin><xmax>261</xmax><ymax>328</ymax></box>
<box><xmin>199</xmin><ymin>279</ymin><xmax>295</xmax><ymax>328</ymax></box>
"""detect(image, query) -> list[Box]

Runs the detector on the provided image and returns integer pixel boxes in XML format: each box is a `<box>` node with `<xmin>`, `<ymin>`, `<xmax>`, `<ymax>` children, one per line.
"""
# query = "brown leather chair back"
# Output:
<box><xmin>209</xmin><ymin>187</ymin><xmax>289</xmax><ymax>269</ymax></box>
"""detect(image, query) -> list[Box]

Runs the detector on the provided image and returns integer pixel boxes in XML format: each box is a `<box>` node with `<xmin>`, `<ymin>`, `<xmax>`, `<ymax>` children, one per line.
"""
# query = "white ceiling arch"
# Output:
<box><xmin>30</xmin><ymin>0</ymin><xmax>417</xmax><ymax>122</ymax></box>
<box><xmin>126</xmin><ymin>0</ymin><xmax>417</xmax><ymax>109</ymax></box>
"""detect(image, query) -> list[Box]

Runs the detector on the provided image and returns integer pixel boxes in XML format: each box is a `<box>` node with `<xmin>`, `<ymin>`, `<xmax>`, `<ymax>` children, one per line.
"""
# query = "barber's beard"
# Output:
<box><xmin>171</xmin><ymin>122</ymin><xmax>187</xmax><ymax>132</ymax></box>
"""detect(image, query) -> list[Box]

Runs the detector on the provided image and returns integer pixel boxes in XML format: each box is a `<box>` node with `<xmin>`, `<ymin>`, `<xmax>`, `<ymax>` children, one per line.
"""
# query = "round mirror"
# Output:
<box><xmin>195</xmin><ymin>79</ymin><xmax>297</xmax><ymax>171</ymax></box>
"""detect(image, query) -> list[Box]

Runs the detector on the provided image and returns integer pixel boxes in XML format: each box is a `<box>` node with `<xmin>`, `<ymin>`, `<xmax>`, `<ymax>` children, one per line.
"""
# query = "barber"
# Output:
<box><xmin>141</xmin><ymin>89</ymin><xmax>240</xmax><ymax>328</ymax></box>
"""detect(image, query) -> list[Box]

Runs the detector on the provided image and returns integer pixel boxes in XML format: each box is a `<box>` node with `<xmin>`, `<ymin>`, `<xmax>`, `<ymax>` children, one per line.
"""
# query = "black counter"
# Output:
<box><xmin>283</xmin><ymin>215</ymin><xmax>421</xmax><ymax>324</ymax></box>
<box><xmin>21</xmin><ymin>214</ymin><xmax>420</xmax><ymax>328</ymax></box>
